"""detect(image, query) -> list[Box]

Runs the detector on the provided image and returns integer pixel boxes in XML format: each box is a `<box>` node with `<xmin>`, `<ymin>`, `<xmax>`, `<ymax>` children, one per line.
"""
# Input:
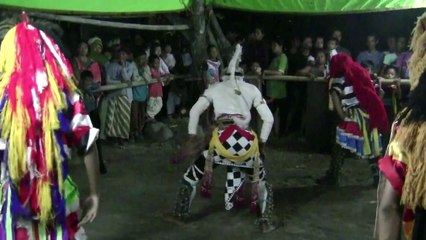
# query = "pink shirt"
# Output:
<box><xmin>74</xmin><ymin>58</ymin><xmax>102</xmax><ymax>84</ymax></box>
<box><xmin>149</xmin><ymin>68</ymin><xmax>163</xmax><ymax>97</ymax></box>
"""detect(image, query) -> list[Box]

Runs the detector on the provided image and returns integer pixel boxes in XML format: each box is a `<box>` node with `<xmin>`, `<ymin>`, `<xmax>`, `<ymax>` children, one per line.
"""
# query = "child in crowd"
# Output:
<box><xmin>147</xmin><ymin>55</ymin><xmax>172</xmax><ymax>120</ymax></box>
<box><xmin>130</xmin><ymin>52</ymin><xmax>151</xmax><ymax>142</ymax></box>
<box><xmin>81</xmin><ymin>70</ymin><xmax>107</xmax><ymax>174</ymax></box>
<box><xmin>361</xmin><ymin>60</ymin><xmax>384</xmax><ymax>98</ymax></box>
<box><xmin>246</xmin><ymin>61</ymin><xmax>262</xmax><ymax>88</ymax></box>
<box><xmin>162</xmin><ymin>43</ymin><xmax>176</xmax><ymax>71</ymax></box>
<box><xmin>383</xmin><ymin>66</ymin><xmax>402</xmax><ymax>118</ymax></box>
<box><xmin>202</xmin><ymin>45</ymin><xmax>222</xmax><ymax>89</ymax></box>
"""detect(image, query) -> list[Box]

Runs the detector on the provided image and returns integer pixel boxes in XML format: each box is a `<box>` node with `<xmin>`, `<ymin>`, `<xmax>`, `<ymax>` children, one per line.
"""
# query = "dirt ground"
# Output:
<box><xmin>70</xmin><ymin>120</ymin><xmax>378</xmax><ymax>240</ymax></box>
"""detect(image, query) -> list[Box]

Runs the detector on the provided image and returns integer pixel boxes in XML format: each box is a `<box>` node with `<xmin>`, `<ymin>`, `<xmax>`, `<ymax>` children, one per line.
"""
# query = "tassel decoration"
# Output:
<box><xmin>0</xmin><ymin>19</ymin><xmax>78</xmax><ymax>224</ymax></box>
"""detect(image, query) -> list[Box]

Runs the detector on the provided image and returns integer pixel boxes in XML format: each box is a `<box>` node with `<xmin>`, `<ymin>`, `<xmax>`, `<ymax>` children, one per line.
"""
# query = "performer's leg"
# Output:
<box><xmin>174</xmin><ymin>154</ymin><xmax>206</xmax><ymax>219</ymax></box>
<box><xmin>247</xmin><ymin>164</ymin><xmax>278</xmax><ymax>233</ymax></box>
<box><xmin>89</xmin><ymin>110</ymin><xmax>107</xmax><ymax>174</ymax></box>
<box><xmin>316</xmin><ymin>143</ymin><xmax>346</xmax><ymax>185</ymax></box>
<box><xmin>224</xmin><ymin>167</ymin><xmax>246</xmax><ymax>210</ymax></box>
<box><xmin>368</xmin><ymin>157</ymin><xmax>380</xmax><ymax>187</ymax></box>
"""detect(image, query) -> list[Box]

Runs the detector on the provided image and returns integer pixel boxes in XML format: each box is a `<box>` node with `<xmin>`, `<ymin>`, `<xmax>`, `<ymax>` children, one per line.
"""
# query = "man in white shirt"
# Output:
<box><xmin>171</xmin><ymin>45</ymin><xmax>277</xmax><ymax>233</ymax></box>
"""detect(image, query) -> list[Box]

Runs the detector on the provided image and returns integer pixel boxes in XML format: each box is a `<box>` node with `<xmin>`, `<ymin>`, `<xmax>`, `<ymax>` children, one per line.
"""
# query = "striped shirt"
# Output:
<box><xmin>330</xmin><ymin>77</ymin><xmax>360</xmax><ymax>111</ymax></box>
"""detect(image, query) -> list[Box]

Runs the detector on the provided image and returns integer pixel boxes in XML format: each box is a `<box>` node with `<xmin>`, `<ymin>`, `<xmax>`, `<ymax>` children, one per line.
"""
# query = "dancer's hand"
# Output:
<box><xmin>78</xmin><ymin>194</ymin><xmax>99</xmax><ymax>227</ymax></box>
<box><xmin>171</xmin><ymin>134</ymin><xmax>203</xmax><ymax>164</ymax></box>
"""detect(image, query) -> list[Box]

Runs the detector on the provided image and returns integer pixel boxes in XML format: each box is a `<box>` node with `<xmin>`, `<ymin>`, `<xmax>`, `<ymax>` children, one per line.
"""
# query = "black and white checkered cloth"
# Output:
<box><xmin>225</xmin><ymin>167</ymin><xmax>245</xmax><ymax>210</ymax></box>
<box><xmin>221</xmin><ymin>130</ymin><xmax>253</xmax><ymax>156</ymax></box>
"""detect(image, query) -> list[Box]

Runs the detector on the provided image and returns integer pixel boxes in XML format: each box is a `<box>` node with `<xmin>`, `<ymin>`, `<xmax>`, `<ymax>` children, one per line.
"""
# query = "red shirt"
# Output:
<box><xmin>149</xmin><ymin>68</ymin><xmax>163</xmax><ymax>97</ymax></box>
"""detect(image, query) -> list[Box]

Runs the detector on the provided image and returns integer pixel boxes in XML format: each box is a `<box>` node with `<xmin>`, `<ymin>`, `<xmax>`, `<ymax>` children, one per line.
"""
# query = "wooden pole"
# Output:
<box><xmin>208</xmin><ymin>10</ymin><xmax>232</xmax><ymax>62</ymax></box>
<box><xmin>92</xmin><ymin>75</ymin><xmax>411</xmax><ymax>92</ymax></box>
<box><xmin>190</xmin><ymin>0</ymin><xmax>207</xmax><ymax>76</ymax></box>
<box><xmin>28</xmin><ymin>12</ymin><xmax>190</xmax><ymax>31</ymax></box>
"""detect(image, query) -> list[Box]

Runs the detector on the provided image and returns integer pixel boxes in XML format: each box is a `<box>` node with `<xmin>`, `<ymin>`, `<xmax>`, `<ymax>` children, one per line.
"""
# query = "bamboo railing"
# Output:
<box><xmin>93</xmin><ymin>75</ymin><xmax>411</xmax><ymax>92</ymax></box>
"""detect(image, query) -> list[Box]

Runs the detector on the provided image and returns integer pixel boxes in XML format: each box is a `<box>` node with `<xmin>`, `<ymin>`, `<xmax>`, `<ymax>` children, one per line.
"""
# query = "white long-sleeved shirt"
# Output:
<box><xmin>188</xmin><ymin>77</ymin><xmax>274</xmax><ymax>142</ymax></box>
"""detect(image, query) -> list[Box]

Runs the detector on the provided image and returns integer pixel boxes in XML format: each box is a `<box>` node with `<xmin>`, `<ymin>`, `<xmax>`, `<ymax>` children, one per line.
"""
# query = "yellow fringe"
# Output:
<box><xmin>393</xmin><ymin>110</ymin><xmax>426</xmax><ymax>210</ymax></box>
<box><xmin>37</xmin><ymin>181</ymin><xmax>53</xmax><ymax>223</ymax></box>
<box><xmin>46</xmin><ymin>64</ymin><xmax>67</xmax><ymax>110</ymax></box>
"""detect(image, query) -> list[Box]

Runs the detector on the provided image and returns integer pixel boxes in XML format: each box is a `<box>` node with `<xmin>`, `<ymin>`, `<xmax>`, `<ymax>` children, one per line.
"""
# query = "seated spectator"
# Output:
<box><xmin>356</xmin><ymin>34</ymin><xmax>385</xmax><ymax>74</ymax></box>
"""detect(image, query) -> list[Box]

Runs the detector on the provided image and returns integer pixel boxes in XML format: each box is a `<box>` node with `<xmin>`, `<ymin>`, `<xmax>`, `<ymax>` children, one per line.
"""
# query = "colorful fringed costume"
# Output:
<box><xmin>375</xmin><ymin>12</ymin><xmax>426</xmax><ymax>239</ymax></box>
<box><xmin>173</xmin><ymin>45</ymin><xmax>277</xmax><ymax>232</ymax></box>
<box><xmin>0</xmin><ymin>17</ymin><xmax>98</xmax><ymax>239</ymax></box>
<box><xmin>317</xmin><ymin>53</ymin><xmax>388</xmax><ymax>186</ymax></box>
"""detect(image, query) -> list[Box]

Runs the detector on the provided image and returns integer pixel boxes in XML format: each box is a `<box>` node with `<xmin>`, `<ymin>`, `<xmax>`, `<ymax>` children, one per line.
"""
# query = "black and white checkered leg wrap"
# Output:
<box><xmin>224</xmin><ymin>167</ymin><xmax>246</xmax><ymax>210</ymax></box>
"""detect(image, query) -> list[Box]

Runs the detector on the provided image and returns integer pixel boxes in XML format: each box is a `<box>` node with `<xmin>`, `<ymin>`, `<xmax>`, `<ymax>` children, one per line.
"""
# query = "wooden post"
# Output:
<box><xmin>208</xmin><ymin>10</ymin><xmax>232</xmax><ymax>62</ymax></box>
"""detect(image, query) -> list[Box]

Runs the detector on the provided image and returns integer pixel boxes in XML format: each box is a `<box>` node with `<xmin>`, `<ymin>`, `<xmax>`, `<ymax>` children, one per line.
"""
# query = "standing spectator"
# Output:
<box><xmin>287</xmin><ymin>36</ymin><xmax>313</xmax><ymax>135</ymax></box>
<box><xmin>288</xmin><ymin>36</ymin><xmax>313</xmax><ymax>75</ymax></box>
<box><xmin>381</xmin><ymin>36</ymin><xmax>398</xmax><ymax>75</ymax></box>
<box><xmin>246</xmin><ymin>61</ymin><xmax>262</xmax><ymax>87</ymax></box>
<box><xmin>327</xmin><ymin>38</ymin><xmax>339</xmax><ymax>60</ymax></box>
<box><xmin>356</xmin><ymin>34</ymin><xmax>385</xmax><ymax>74</ymax></box>
<box><xmin>296</xmin><ymin>50</ymin><xmax>327</xmax><ymax>78</ymax></box>
<box><xmin>332</xmin><ymin>29</ymin><xmax>351</xmax><ymax>55</ymax></box>
<box><xmin>72</xmin><ymin>42</ymin><xmax>102</xmax><ymax>86</ymax></box>
<box><xmin>243</xmin><ymin>27</ymin><xmax>269</xmax><ymax>70</ymax></box>
<box><xmin>264</xmin><ymin>38</ymin><xmax>288</xmax><ymax>137</ymax></box>
<box><xmin>88</xmin><ymin>36</ymin><xmax>109</xmax><ymax>66</ymax></box>
<box><xmin>151</xmin><ymin>43</ymin><xmax>170</xmax><ymax>75</ymax></box>
<box><xmin>288</xmin><ymin>36</ymin><xmax>301</xmax><ymax>55</ymax></box>
<box><xmin>162</xmin><ymin>43</ymin><xmax>176</xmax><ymax>71</ymax></box>
<box><xmin>105</xmin><ymin>48</ymin><xmax>135</xmax><ymax>148</ymax></box>
<box><xmin>202</xmin><ymin>45</ymin><xmax>222</xmax><ymax>89</ymax></box>
<box><xmin>147</xmin><ymin>55</ymin><xmax>173</xmax><ymax>120</ymax></box>
<box><xmin>314</xmin><ymin>36</ymin><xmax>325</xmax><ymax>54</ymax></box>
<box><xmin>395</xmin><ymin>37</ymin><xmax>412</xmax><ymax>79</ymax></box>
<box><xmin>151</xmin><ymin>43</ymin><xmax>172</xmax><ymax>118</ymax></box>
<box><xmin>130</xmin><ymin>52</ymin><xmax>151</xmax><ymax>142</ymax></box>
<box><xmin>80</xmin><ymin>70</ymin><xmax>107</xmax><ymax>174</ymax></box>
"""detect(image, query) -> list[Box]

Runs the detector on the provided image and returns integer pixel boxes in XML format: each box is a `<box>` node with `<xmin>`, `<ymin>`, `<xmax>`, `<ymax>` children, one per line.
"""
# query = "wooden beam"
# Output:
<box><xmin>28</xmin><ymin>12</ymin><xmax>190</xmax><ymax>31</ymax></box>
<box><xmin>93</xmin><ymin>75</ymin><xmax>410</xmax><ymax>92</ymax></box>
<box><xmin>164</xmin><ymin>13</ymin><xmax>192</xmax><ymax>41</ymax></box>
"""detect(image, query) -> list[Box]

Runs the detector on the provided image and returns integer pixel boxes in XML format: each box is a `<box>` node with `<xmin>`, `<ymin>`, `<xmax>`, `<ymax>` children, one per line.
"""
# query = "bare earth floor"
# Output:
<box><xmin>71</xmin><ymin>131</ymin><xmax>377</xmax><ymax>240</ymax></box>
